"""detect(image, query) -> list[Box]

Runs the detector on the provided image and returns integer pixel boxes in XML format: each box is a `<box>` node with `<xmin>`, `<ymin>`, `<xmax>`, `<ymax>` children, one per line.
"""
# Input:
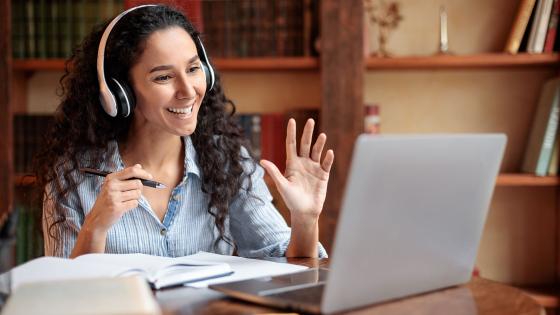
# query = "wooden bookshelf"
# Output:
<box><xmin>14</xmin><ymin>174</ymin><xmax>36</xmax><ymax>187</ymax></box>
<box><xmin>518</xmin><ymin>284</ymin><xmax>560</xmax><ymax>309</ymax></box>
<box><xmin>365</xmin><ymin>53</ymin><xmax>560</xmax><ymax>70</ymax></box>
<box><xmin>496</xmin><ymin>174</ymin><xmax>560</xmax><ymax>186</ymax></box>
<box><xmin>12</xmin><ymin>57</ymin><xmax>320</xmax><ymax>72</ymax></box>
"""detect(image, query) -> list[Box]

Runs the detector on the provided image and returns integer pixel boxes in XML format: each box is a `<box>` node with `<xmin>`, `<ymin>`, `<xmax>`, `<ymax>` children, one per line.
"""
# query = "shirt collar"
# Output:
<box><xmin>184</xmin><ymin>136</ymin><xmax>201</xmax><ymax>178</ymax></box>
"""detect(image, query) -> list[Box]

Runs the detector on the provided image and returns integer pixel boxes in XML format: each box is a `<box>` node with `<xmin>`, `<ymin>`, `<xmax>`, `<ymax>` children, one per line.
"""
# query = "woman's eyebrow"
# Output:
<box><xmin>148</xmin><ymin>56</ymin><xmax>200</xmax><ymax>73</ymax></box>
<box><xmin>149</xmin><ymin>65</ymin><xmax>173</xmax><ymax>73</ymax></box>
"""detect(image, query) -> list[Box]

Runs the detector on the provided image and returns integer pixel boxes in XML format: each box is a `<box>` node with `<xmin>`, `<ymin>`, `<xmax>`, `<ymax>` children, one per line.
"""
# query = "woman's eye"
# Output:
<box><xmin>155</xmin><ymin>75</ymin><xmax>171</xmax><ymax>82</ymax></box>
<box><xmin>188</xmin><ymin>66</ymin><xmax>200</xmax><ymax>73</ymax></box>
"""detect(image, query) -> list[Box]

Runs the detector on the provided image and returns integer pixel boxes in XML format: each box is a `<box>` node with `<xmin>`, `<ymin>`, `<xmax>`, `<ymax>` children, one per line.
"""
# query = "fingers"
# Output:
<box><xmin>119</xmin><ymin>188</ymin><xmax>142</xmax><ymax>202</ymax></box>
<box><xmin>299</xmin><ymin>119</ymin><xmax>315</xmax><ymax>157</ymax></box>
<box><xmin>260</xmin><ymin>159</ymin><xmax>287</xmax><ymax>189</ymax></box>
<box><xmin>311</xmin><ymin>133</ymin><xmax>326</xmax><ymax>162</ymax></box>
<box><xmin>110</xmin><ymin>164</ymin><xmax>153</xmax><ymax>181</ymax></box>
<box><xmin>286</xmin><ymin>119</ymin><xmax>297</xmax><ymax>160</ymax></box>
<box><xmin>321</xmin><ymin>149</ymin><xmax>334</xmax><ymax>173</ymax></box>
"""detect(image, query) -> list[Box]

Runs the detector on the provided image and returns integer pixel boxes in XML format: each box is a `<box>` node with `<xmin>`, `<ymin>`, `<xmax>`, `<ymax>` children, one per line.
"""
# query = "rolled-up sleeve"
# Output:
<box><xmin>229</xmin><ymin>161</ymin><xmax>327</xmax><ymax>258</ymax></box>
<box><xmin>42</xmin><ymin>182</ymin><xmax>84</xmax><ymax>258</ymax></box>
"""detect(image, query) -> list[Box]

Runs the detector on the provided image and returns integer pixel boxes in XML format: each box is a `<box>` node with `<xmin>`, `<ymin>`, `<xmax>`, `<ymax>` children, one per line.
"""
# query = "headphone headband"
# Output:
<box><xmin>97</xmin><ymin>5</ymin><xmax>156</xmax><ymax>117</ymax></box>
<box><xmin>97</xmin><ymin>4</ymin><xmax>215</xmax><ymax>118</ymax></box>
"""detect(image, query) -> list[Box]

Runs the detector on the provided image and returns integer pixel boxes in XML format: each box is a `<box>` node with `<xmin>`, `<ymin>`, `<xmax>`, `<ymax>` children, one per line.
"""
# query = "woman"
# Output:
<box><xmin>35</xmin><ymin>5</ymin><xmax>334</xmax><ymax>259</ymax></box>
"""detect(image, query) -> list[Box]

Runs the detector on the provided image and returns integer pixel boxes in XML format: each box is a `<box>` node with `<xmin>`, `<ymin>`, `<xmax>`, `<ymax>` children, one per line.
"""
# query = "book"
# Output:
<box><xmin>505</xmin><ymin>0</ymin><xmax>537</xmax><ymax>54</ymax></box>
<box><xmin>8</xmin><ymin>252</ymin><xmax>233</xmax><ymax>291</ymax></box>
<box><xmin>548</xmin><ymin>135</ymin><xmax>559</xmax><ymax>175</ymax></box>
<box><xmin>527</xmin><ymin>0</ymin><xmax>555</xmax><ymax>53</ymax></box>
<box><xmin>522</xmin><ymin>77</ymin><xmax>560</xmax><ymax>176</ymax></box>
<box><xmin>544</xmin><ymin>0</ymin><xmax>560</xmax><ymax>52</ymax></box>
<box><xmin>2</xmin><ymin>277</ymin><xmax>161</xmax><ymax>315</ymax></box>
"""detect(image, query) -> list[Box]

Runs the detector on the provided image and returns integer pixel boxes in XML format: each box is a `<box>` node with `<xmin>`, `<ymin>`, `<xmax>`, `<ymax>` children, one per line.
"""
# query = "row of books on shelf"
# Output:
<box><xmin>522</xmin><ymin>76</ymin><xmax>560</xmax><ymax>176</ymax></box>
<box><xmin>12</xmin><ymin>109</ymin><xmax>319</xmax><ymax>175</ymax></box>
<box><xmin>505</xmin><ymin>0</ymin><xmax>560</xmax><ymax>54</ymax></box>
<box><xmin>11</xmin><ymin>0</ymin><xmax>124</xmax><ymax>59</ymax></box>
<box><xmin>12</xmin><ymin>0</ymin><xmax>319</xmax><ymax>59</ymax></box>
<box><xmin>201</xmin><ymin>0</ymin><xmax>319</xmax><ymax>57</ymax></box>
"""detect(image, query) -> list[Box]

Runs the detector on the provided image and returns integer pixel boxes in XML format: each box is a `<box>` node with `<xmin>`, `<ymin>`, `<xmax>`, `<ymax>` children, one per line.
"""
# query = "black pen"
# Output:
<box><xmin>79</xmin><ymin>167</ymin><xmax>167</xmax><ymax>189</ymax></box>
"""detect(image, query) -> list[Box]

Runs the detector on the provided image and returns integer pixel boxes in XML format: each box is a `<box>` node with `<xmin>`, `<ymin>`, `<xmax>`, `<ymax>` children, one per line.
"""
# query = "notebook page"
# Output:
<box><xmin>184</xmin><ymin>252</ymin><xmax>309</xmax><ymax>288</ymax></box>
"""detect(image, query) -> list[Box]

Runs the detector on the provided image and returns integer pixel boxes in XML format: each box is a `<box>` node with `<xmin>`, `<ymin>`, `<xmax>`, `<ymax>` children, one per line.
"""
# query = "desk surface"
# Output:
<box><xmin>156</xmin><ymin>257</ymin><xmax>543</xmax><ymax>315</ymax></box>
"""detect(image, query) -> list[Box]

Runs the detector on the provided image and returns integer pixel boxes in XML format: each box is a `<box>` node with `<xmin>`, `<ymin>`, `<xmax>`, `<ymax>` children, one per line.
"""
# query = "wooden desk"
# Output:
<box><xmin>156</xmin><ymin>258</ymin><xmax>544</xmax><ymax>315</ymax></box>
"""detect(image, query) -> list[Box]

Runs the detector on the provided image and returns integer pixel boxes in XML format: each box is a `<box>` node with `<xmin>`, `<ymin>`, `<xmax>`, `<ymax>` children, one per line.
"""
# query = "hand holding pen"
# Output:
<box><xmin>79</xmin><ymin>164</ymin><xmax>164</xmax><ymax>234</ymax></box>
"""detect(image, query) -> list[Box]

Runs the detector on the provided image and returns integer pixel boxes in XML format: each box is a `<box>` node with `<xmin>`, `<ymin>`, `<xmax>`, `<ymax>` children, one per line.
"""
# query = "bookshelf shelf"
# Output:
<box><xmin>517</xmin><ymin>284</ymin><xmax>560</xmax><ymax>309</ymax></box>
<box><xmin>14</xmin><ymin>173</ymin><xmax>558</xmax><ymax>187</ymax></box>
<box><xmin>365</xmin><ymin>53</ymin><xmax>560</xmax><ymax>70</ymax></box>
<box><xmin>496</xmin><ymin>174</ymin><xmax>560</xmax><ymax>186</ymax></box>
<box><xmin>14</xmin><ymin>174</ymin><xmax>36</xmax><ymax>187</ymax></box>
<box><xmin>12</xmin><ymin>57</ymin><xmax>320</xmax><ymax>72</ymax></box>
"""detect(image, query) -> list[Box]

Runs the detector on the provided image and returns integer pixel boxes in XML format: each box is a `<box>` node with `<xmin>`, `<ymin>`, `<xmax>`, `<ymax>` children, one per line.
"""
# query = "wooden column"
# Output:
<box><xmin>0</xmin><ymin>0</ymin><xmax>13</xmax><ymax>225</ymax></box>
<box><xmin>320</xmin><ymin>0</ymin><xmax>364</xmax><ymax>252</ymax></box>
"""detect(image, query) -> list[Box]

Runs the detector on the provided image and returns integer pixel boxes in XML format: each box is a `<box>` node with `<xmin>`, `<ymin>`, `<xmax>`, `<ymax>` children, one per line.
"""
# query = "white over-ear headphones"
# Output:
<box><xmin>97</xmin><ymin>4</ymin><xmax>215</xmax><ymax>118</ymax></box>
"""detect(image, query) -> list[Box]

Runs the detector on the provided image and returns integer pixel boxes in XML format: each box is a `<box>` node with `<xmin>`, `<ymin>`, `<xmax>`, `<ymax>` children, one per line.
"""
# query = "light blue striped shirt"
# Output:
<box><xmin>43</xmin><ymin>136</ymin><xmax>327</xmax><ymax>258</ymax></box>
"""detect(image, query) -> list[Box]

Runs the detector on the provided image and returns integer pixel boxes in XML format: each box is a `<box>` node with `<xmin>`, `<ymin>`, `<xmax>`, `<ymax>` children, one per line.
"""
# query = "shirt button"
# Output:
<box><xmin>160</xmin><ymin>228</ymin><xmax>167</xmax><ymax>236</ymax></box>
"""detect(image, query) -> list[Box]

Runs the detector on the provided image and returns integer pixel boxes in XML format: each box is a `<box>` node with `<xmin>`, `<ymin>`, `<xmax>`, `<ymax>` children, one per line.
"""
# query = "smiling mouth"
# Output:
<box><xmin>167</xmin><ymin>106</ymin><xmax>193</xmax><ymax>115</ymax></box>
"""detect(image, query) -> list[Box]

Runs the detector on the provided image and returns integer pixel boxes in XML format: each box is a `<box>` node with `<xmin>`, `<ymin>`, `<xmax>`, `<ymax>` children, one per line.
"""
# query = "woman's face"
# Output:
<box><xmin>129</xmin><ymin>26</ymin><xmax>206</xmax><ymax>136</ymax></box>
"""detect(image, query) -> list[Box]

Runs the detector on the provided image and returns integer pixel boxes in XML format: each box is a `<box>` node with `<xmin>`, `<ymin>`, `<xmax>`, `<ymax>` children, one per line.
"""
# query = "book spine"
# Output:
<box><xmin>11</xmin><ymin>1</ymin><xmax>26</xmax><ymax>59</ymax></box>
<box><xmin>544</xmin><ymin>0</ymin><xmax>560</xmax><ymax>52</ymax></box>
<box><xmin>275</xmin><ymin>0</ymin><xmax>288</xmax><ymax>56</ymax></box>
<box><xmin>260</xmin><ymin>113</ymin><xmax>287</xmax><ymax>173</ymax></box>
<box><xmin>36</xmin><ymin>0</ymin><xmax>47</xmax><ymax>59</ymax></box>
<box><xmin>59</xmin><ymin>0</ymin><xmax>73</xmax><ymax>58</ymax></box>
<box><xmin>72</xmin><ymin>0</ymin><xmax>86</xmax><ymax>51</ymax></box>
<box><xmin>25</xmin><ymin>0</ymin><xmax>36</xmax><ymax>58</ymax></box>
<box><xmin>528</xmin><ymin>0</ymin><xmax>554</xmax><ymax>53</ymax></box>
<box><xmin>548</xmin><ymin>136</ymin><xmax>559</xmax><ymax>175</ymax></box>
<box><xmin>47</xmin><ymin>0</ymin><xmax>59</xmax><ymax>58</ymax></box>
<box><xmin>505</xmin><ymin>0</ymin><xmax>537</xmax><ymax>54</ymax></box>
<box><xmin>536</xmin><ymin>92</ymin><xmax>560</xmax><ymax>175</ymax></box>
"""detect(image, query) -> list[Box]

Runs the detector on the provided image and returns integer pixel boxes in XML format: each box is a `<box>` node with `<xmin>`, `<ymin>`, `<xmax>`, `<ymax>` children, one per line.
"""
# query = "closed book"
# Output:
<box><xmin>2</xmin><ymin>277</ymin><xmax>161</xmax><ymax>315</ymax></box>
<box><xmin>528</xmin><ymin>0</ymin><xmax>555</xmax><ymax>53</ymax></box>
<box><xmin>522</xmin><ymin>77</ymin><xmax>560</xmax><ymax>176</ymax></box>
<box><xmin>544</xmin><ymin>0</ymin><xmax>559</xmax><ymax>52</ymax></box>
<box><xmin>505</xmin><ymin>0</ymin><xmax>537</xmax><ymax>53</ymax></box>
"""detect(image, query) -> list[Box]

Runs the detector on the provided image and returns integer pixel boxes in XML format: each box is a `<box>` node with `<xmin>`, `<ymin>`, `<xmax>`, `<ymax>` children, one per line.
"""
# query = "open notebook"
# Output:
<box><xmin>7</xmin><ymin>252</ymin><xmax>233</xmax><ymax>290</ymax></box>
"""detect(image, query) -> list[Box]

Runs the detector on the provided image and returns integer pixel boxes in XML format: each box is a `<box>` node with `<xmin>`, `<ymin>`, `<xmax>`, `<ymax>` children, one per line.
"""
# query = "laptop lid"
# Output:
<box><xmin>322</xmin><ymin>134</ymin><xmax>506</xmax><ymax>314</ymax></box>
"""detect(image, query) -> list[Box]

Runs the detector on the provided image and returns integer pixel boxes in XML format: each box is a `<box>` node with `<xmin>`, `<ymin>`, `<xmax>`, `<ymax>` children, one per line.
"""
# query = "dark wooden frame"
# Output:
<box><xmin>319</xmin><ymin>0</ymin><xmax>364</xmax><ymax>251</ymax></box>
<box><xmin>0</xmin><ymin>0</ymin><xmax>13</xmax><ymax>225</ymax></box>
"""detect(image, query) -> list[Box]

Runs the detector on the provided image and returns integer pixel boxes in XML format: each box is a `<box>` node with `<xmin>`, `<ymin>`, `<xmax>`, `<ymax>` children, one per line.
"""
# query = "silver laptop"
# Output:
<box><xmin>210</xmin><ymin>134</ymin><xmax>506</xmax><ymax>314</ymax></box>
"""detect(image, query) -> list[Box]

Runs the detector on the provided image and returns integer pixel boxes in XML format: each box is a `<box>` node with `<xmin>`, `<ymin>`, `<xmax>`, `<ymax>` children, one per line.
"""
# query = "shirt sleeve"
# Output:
<box><xmin>42</xmin><ymin>181</ymin><xmax>84</xmax><ymax>258</ymax></box>
<box><xmin>228</xmin><ymin>159</ymin><xmax>327</xmax><ymax>258</ymax></box>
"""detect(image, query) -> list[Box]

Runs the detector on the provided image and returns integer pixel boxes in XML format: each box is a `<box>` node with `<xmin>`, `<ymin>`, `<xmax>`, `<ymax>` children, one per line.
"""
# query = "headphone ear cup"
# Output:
<box><xmin>107</xmin><ymin>78</ymin><xmax>135</xmax><ymax>117</ymax></box>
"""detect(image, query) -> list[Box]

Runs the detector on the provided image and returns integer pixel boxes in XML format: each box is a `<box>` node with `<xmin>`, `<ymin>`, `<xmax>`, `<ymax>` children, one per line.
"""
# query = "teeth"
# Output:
<box><xmin>167</xmin><ymin>106</ymin><xmax>193</xmax><ymax>114</ymax></box>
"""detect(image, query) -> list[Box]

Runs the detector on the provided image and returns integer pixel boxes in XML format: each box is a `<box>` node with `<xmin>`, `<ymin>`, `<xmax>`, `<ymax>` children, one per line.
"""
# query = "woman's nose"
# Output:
<box><xmin>175</xmin><ymin>75</ymin><xmax>196</xmax><ymax>99</ymax></box>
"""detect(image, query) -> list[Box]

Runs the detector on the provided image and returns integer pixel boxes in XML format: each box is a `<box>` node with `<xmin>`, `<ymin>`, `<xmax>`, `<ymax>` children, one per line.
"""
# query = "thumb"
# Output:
<box><xmin>260</xmin><ymin>159</ymin><xmax>286</xmax><ymax>189</ymax></box>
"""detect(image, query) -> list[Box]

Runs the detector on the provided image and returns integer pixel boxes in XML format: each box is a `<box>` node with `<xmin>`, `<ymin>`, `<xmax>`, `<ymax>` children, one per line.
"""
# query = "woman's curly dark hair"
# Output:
<box><xmin>33</xmin><ymin>5</ymin><xmax>254</xmax><ymax>251</ymax></box>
